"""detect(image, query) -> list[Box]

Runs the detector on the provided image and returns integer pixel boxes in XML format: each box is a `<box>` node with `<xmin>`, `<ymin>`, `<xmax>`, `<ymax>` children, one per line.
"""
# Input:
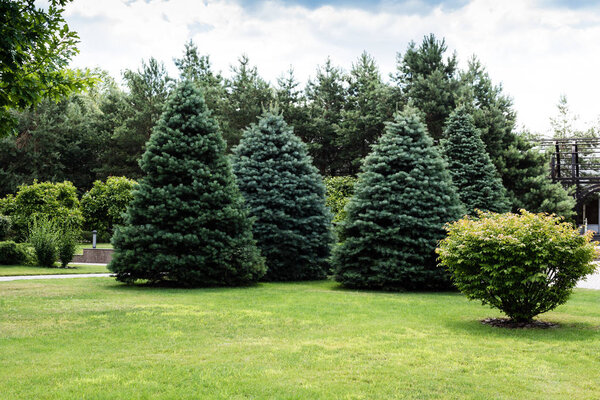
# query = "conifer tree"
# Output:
<box><xmin>442</xmin><ymin>106</ymin><xmax>510</xmax><ymax>214</ymax></box>
<box><xmin>109</xmin><ymin>80</ymin><xmax>265</xmax><ymax>286</ymax></box>
<box><xmin>233</xmin><ymin>112</ymin><xmax>333</xmax><ymax>281</ymax></box>
<box><xmin>333</xmin><ymin>108</ymin><xmax>464</xmax><ymax>291</ymax></box>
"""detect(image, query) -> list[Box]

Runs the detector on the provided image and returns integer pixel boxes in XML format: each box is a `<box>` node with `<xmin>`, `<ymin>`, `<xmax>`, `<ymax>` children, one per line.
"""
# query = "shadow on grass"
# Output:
<box><xmin>103</xmin><ymin>279</ymin><xmax>268</xmax><ymax>294</ymax></box>
<box><xmin>445</xmin><ymin>316</ymin><xmax>600</xmax><ymax>341</ymax></box>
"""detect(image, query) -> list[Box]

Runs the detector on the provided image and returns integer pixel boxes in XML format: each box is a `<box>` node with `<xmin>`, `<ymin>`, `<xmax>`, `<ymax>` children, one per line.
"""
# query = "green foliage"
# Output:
<box><xmin>0</xmin><ymin>215</ymin><xmax>11</xmax><ymax>240</ymax></box>
<box><xmin>57</xmin><ymin>229</ymin><xmax>77</xmax><ymax>268</ymax></box>
<box><xmin>81</xmin><ymin>176</ymin><xmax>136</xmax><ymax>237</ymax></box>
<box><xmin>222</xmin><ymin>55</ymin><xmax>274</xmax><ymax>148</ymax></box>
<box><xmin>442</xmin><ymin>106</ymin><xmax>510</xmax><ymax>214</ymax></box>
<box><xmin>333</xmin><ymin>109</ymin><xmax>465</xmax><ymax>291</ymax></box>
<box><xmin>393</xmin><ymin>34</ymin><xmax>459</xmax><ymax>140</ymax></box>
<box><xmin>0</xmin><ymin>90</ymin><xmax>107</xmax><ymax>196</ymax></box>
<box><xmin>109</xmin><ymin>80</ymin><xmax>265</xmax><ymax>286</ymax></box>
<box><xmin>98</xmin><ymin>58</ymin><xmax>173</xmax><ymax>179</ymax></box>
<box><xmin>2</xmin><ymin>180</ymin><xmax>83</xmax><ymax>240</ymax></box>
<box><xmin>437</xmin><ymin>210</ymin><xmax>597</xmax><ymax>322</ymax></box>
<box><xmin>28</xmin><ymin>216</ymin><xmax>59</xmax><ymax>267</ymax></box>
<box><xmin>174</xmin><ymin>40</ymin><xmax>229</xmax><ymax>139</ymax></box>
<box><xmin>0</xmin><ymin>241</ymin><xmax>33</xmax><ymax>265</ymax></box>
<box><xmin>338</xmin><ymin>52</ymin><xmax>394</xmax><ymax>174</ymax></box>
<box><xmin>233</xmin><ymin>112</ymin><xmax>333</xmax><ymax>281</ymax></box>
<box><xmin>457</xmin><ymin>58</ymin><xmax>574</xmax><ymax>218</ymax></box>
<box><xmin>324</xmin><ymin>176</ymin><xmax>356</xmax><ymax>226</ymax></box>
<box><xmin>0</xmin><ymin>0</ymin><xmax>95</xmax><ymax>135</ymax></box>
<box><xmin>500</xmin><ymin>135</ymin><xmax>575</xmax><ymax>218</ymax></box>
<box><xmin>302</xmin><ymin>58</ymin><xmax>347</xmax><ymax>175</ymax></box>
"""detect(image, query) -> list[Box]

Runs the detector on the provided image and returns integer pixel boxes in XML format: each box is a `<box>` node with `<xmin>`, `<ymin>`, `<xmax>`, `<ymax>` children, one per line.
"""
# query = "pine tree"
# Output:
<box><xmin>109</xmin><ymin>80</ymin><xmax>265</xmax><ymax>286</ymax></box>
<box><xmin>392</xmin><ymin>34</ymin><xmax>459</xmax><ymax>140</ymax></box>
<box><xmin>233</xmin><ymin>112</ymin><xmax>333</xmax><ymax>281</ymax></box>
<box><xmin>333</xmin><ymin>108</ymin><xmax>464</xmax><ymax>291</ymax></box>
<box><xmin>302</xmin><ymin>58</ymin><xmax>347</xmax><ymax>175</ymax></box>
<box><xmin>442</xmin><ymin>106</ymin><xmax>510</xmax><ymax>214</ymax></box>
<box><xmin>338</xmin><ymin>52</ymin><xmax>394</xmax><ymax>174</ymax></box>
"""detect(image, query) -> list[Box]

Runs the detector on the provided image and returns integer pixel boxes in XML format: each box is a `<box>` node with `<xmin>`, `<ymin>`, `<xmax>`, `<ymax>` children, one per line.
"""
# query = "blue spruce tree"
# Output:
<box><xmin>233</xmin><ymin>112</ymin><xmax>333</xmax><ymax>281</ymax></box>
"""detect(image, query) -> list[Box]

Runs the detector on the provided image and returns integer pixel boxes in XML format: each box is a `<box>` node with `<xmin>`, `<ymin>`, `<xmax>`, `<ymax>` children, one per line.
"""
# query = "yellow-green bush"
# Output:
<box><xmin>437</xmin><ymin>210</ymin><xmax>597</xmax><ymax>322</ymax></box>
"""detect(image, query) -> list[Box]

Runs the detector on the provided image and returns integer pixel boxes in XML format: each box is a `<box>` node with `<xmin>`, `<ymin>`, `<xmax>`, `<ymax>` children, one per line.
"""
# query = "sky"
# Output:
<box><xmin>63</xmin><ymin>0</ymin><xmax>600</xmax><ymax>135</ymax></box>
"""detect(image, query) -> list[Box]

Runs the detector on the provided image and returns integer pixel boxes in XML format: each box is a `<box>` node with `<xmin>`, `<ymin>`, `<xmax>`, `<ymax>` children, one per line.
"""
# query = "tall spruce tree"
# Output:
<box><xmin>333</xmin><ymin>108</ymin><xmax>464</xmax><ymax>291</ymax></box>
<box><xmin>442</xmin><ymin>106</ymin><xmax>510</xmax><ymax>214</ymax></box>
<box><xmin>233</xmin><ymin>112</ymin><xmax>333</xmax><ymax>281</ymax></box>
<box><xmin>109</xmin><ymin>80</ymin><xmax>265</xmax><ymax>286</ymax></box>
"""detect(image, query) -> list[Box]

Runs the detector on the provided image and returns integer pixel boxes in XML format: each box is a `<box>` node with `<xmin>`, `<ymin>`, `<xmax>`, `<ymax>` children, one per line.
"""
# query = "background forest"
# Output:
<box><xmin>0</xmin><ymin>34</ymin><xmax>579</xmax><ymax>218</ymax></box>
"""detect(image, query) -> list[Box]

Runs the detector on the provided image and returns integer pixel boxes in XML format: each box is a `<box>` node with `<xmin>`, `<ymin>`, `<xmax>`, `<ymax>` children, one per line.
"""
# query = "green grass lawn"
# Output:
<box><xmin>0</xmin><ymin>264</ymin><xmax>110</xmax><ymax>276</ymax></box>
<box><xmin>0</xmin><ymin>279</ymin><xmax>598</xmax><ymax>399</ymax></box>
<box><xmin>75</xmin><ymin>242</ymin><xmax>113</xmax><ymax>255</ymax></box>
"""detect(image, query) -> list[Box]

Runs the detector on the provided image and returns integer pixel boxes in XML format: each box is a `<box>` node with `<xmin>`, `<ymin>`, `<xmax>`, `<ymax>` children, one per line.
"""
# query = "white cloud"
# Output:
<box><xmin>65</xmin><ymin>0</ymin><xmax>600</xmax><ymax>135</ymax></box>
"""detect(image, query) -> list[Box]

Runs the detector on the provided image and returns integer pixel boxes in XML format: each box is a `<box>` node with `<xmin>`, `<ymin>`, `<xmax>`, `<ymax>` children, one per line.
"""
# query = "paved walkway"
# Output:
<box><xmin>1</xmin><ymin>271</ymin><xmax>599</xmax><ymax>288</ymax></box>
<box><xmin>0</xmin><ymin>273</ymin><xmax>112</xmax><ymax>282</ymax></box>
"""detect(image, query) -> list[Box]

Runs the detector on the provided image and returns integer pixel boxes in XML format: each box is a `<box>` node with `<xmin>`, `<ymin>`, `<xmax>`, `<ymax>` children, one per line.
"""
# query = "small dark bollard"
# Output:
<box><xmin>92</xmin><ymin>230</ymin><xmax>97</xmax><ymax>249</ymax></box>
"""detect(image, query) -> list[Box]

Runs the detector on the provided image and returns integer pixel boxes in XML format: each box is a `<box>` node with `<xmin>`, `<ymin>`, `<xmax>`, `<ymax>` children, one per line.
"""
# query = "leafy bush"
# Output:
<box><xmin>0</xmin><ymin>241</ymin><xmax>34</xmax><ymax>265</ymax></box>
<box><xmin>57</xmin><ymin>230</ymin><xmax>78</xmax><ymax>268</ymax></box>
<box><xmin>2</xmin><ymin>181</ymin><xmax>83</xmax><ymax>240</ymax></box>
<box><xmin>81</xmin><ymin>176</ymin><xmax>136</xmax><ymax>238</ymax></box>
<box><xmin>0</xmin><ymin>214</ymin><xmax>11</xmax><ymax>240</ymax></box>
<box><xmin>324</xmin><ymin>176</ymin><xmax>356</xmax><ymax>226</ymax></box>
<box><xmin>437</xmin><ymin>210</ymin><xmax>598</xmax><ymax>322</ymax></box>
<box><xmin>28</xmin><ymin>216</ymin><xmax>59</xmax><ymax>268</ymax></box>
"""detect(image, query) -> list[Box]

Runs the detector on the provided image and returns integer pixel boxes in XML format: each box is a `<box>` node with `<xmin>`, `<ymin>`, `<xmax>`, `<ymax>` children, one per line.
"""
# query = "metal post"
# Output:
<box><xmin>92</xmin><ymin>230</ymin><xmax>97</xmax><ymax>249</ymax></box>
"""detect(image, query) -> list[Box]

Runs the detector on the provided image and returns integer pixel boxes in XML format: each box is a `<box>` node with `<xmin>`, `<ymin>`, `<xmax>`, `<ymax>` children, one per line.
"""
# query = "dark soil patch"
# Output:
<box><xmin>481</xmin><ymin>317</ymin><xmax>559</xmax><ymax>329</ymax></box>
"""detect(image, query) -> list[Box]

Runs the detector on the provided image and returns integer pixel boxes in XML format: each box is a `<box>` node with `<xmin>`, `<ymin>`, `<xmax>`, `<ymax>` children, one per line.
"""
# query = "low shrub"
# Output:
<box><xmin>28</xmin><ymin>217</ymin><xmax>59</xmax><ymax>268</ymax></box>
<box><xmin>58</xmin><ymin>230</ymin><xmax>78</xmax><ymax>268</ymax></box>
<box><xmin>0</xmin><ymin>215</ymin><xmax>11</xmax><ymax>240</ymax></box>
<box><xmin>0</xmin><ymin>241</ymin><xmax>34</xmax><ymax>265</ymax></box>
<box><xmin>437</xmin><ymin>210</ymin><xmax>598</xmax><ymax>322</ymax></box>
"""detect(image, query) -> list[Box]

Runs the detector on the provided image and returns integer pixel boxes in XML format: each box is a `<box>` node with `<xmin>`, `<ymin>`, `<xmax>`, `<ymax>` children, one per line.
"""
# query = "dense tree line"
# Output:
<box><xmin>0</xmin><ymin>34</ymin><xmax>574</xmax><ymax>217</ymax></box>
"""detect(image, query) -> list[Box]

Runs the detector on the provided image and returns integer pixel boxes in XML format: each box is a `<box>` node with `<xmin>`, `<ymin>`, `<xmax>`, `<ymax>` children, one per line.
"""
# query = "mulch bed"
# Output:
<box><xmin>481</xmin><ymin>317</ymin><xmax>559</xmax><ymax>329</ymax></box>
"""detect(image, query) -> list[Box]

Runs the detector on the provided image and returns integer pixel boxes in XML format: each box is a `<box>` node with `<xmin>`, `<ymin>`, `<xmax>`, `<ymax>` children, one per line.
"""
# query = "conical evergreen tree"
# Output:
<box><xmin>232</xmin><ymin>112</ymin><xmax>333</xmax><ymax>281</ymax></box>
<box><xmin>109</xmin><ymin>80</ymin><xmax>265</xmax><ymax>286</ymax></box>
<box><xmin>442</xmin><ymin>106</ymin><xmax>510</xmax><ymax>214</ymax></box>
<box><xmin>333</xmin><ymin>108</ymin><xmax>464</xmax><ymax>291</ymax></box>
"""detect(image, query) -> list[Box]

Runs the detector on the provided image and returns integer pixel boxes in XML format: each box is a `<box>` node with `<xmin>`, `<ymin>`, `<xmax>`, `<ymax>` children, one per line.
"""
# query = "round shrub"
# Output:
<box><xmin>81</xmin><ymin>176</ymin><xmax>136</xmax><ymax>239</ymax></box>
<box><xmin>437</xmin><ymin>210</ymin><xmax>598</xmax><ymax>322</ymax></box>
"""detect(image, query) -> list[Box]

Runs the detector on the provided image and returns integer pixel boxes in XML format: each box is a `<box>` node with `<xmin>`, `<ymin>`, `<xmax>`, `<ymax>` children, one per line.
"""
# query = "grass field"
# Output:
<box><xmin>0</xmin><ymin>279</ymin><xmax>599</xmax><ymax>399</ymax></box>
<box><xmin>0</xmin><ymin>264</ymin><xmax>110</xmax><ymax>276</ymax></box>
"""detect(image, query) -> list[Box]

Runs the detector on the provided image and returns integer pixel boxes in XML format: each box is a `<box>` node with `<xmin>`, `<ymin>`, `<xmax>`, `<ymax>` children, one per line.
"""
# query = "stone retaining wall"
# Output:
<box><xmin>72</xmin><ymin>248</ymin><xmax>113</xmax><ymax>264</ymax></box>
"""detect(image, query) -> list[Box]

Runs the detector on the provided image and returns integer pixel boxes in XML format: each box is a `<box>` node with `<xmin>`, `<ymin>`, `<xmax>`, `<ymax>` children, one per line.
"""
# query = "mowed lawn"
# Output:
<box><xmin>0</xmin><ymin>279</ymin><xmax>599</xmax><ymax>399</ymax></box>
